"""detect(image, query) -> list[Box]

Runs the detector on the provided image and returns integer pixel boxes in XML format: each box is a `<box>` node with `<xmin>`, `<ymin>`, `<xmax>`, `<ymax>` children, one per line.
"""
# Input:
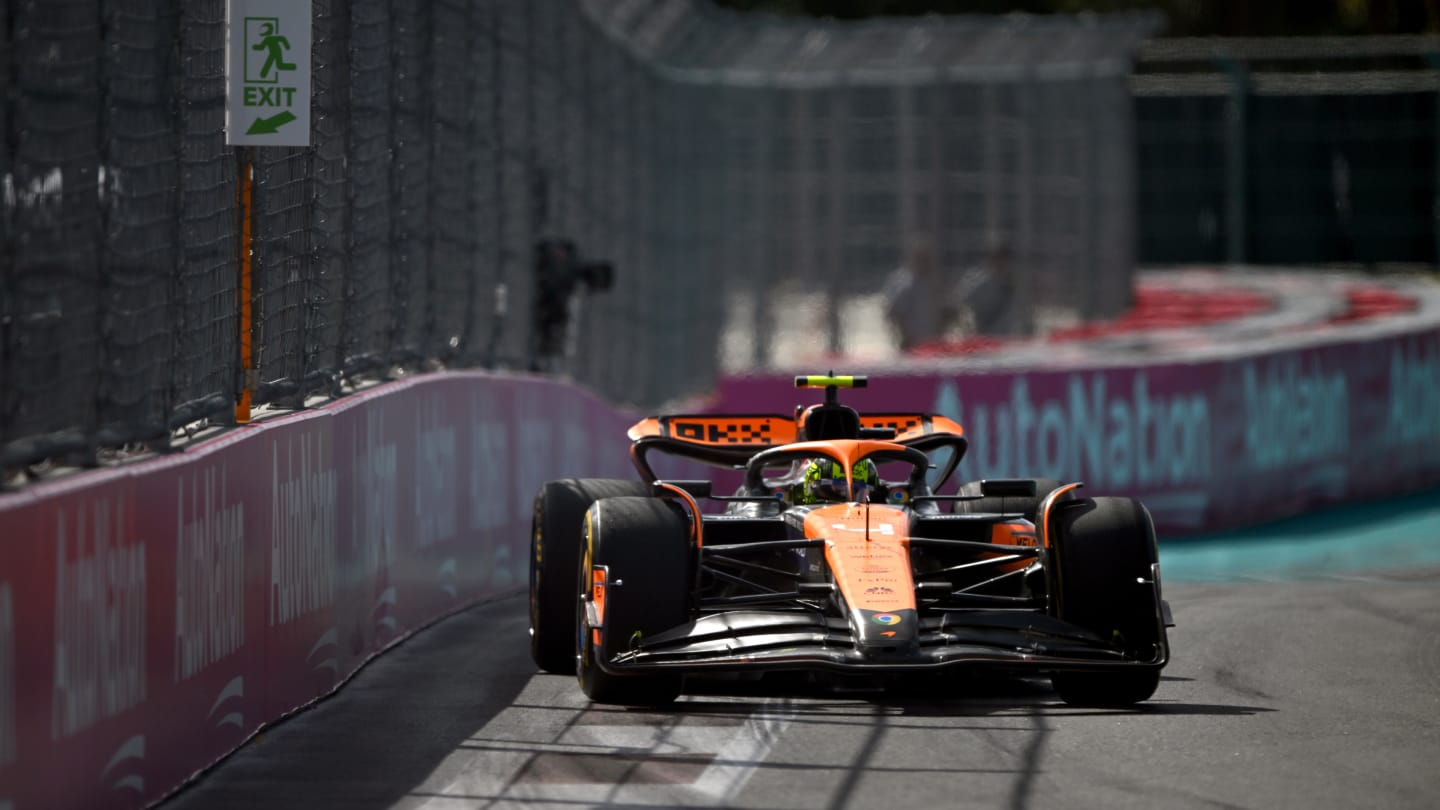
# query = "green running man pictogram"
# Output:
<box><xmin>252</xmin><ymin>21</ymin><xmax>296</xmax><ymax>80</ymax></box>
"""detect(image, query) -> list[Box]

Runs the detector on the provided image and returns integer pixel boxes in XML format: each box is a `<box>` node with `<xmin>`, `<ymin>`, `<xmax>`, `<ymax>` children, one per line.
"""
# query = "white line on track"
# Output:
<box><xmin>404</xmin><ymin>676</ymin><xmax>792</xmax><ymax>809</ymax></box>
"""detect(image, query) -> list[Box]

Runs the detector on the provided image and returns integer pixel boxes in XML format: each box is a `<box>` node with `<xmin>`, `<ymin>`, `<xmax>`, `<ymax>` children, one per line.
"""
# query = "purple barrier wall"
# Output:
<box><xmin>0</xmin><ymin>372</ymin><xmax>663</xmax><ymax>810</ymax></box>
<box><xmin>708</xmin><ymin>329</ymin><xmax>1440</xmax><ymax>536</ymax></box>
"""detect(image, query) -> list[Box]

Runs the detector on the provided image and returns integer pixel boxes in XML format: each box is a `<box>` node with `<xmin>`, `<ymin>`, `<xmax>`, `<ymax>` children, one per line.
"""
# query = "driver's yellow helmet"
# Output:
<box><xmin>802</xmin><ymin>458</ymin><xmax>879</xmax><ymax>504</ymax></box>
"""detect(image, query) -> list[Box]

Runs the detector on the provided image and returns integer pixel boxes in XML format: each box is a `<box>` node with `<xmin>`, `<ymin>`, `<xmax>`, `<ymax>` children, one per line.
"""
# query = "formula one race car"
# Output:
<box><xmin>529</xmin><ymin>375</ymin><xmax>1172</xmax><ymax>707</ymax></box>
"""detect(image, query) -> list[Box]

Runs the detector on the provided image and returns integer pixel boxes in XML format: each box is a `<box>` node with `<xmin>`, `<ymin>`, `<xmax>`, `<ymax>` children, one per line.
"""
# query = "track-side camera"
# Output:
<box><xmin>531</xmin><ymin>238</ymin><xmax>614</xmax><ymax>370</ymax></box>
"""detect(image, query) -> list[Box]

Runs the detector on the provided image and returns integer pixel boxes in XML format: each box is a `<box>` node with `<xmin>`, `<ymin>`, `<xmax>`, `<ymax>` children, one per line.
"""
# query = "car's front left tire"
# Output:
<box><xmin>1047</xmin><ymin>496</ymin><xmax>1165</xmax><ymax>707</ymax></box>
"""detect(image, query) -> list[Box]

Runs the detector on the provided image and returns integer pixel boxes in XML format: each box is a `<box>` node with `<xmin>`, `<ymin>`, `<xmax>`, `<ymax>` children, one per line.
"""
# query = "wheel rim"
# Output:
<box><xmin>576</xmin><ymin>511</ymin><xmax>595</xmax><ymax>678</ymax></box>
<box><xmin>529</xmin><ymin>511</ymin><xmax>543</xmax><ymax>638</ymax></box>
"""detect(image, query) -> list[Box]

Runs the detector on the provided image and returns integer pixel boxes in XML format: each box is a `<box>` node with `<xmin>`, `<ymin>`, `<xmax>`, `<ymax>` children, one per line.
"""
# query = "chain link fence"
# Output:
<box><xmin>1</xmin><ymin>0</ymin><xmax>1155</xmax><ymax>473</ymax></box>
<box><xmin>578</xmin><ymin>1</ymin><xmax>1157</xmax><ymax>371</ymax></box>
<box><xmin>1134</xmin><ymin>36</ymin><xmax>1440</xmax><ymax>267</ymax></box>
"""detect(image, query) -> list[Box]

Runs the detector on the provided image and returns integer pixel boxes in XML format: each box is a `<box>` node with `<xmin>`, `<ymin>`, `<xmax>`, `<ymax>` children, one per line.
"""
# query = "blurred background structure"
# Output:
<box><xmin>1134</xmin><ymin>35</ymin><xmax>1440</xmax><ymax>267</ymax></box>
<box><xmin>2</xmin><ymin>0</ymin><xmax>1439</xmax><ymax>475</ymax></box>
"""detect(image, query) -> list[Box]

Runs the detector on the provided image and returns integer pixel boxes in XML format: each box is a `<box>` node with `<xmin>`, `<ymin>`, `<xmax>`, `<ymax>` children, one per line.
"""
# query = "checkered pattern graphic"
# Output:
<box><xmin>733</xmin><ymin>422</ymin><xmax>772</xmax><ymax>443</ymax></box>
<box><xmin>673</xmin><ymin>422</ymin><xmax>705</xmax><ymax>440</ymax></box>
<box><xmin>864</xmin><ymin>416</ymin><xmax>924</xmax><ymax>435</ymax></box>
<box><xmin>669</xmin><ymin>419</ymin><xmax>774</xmax><ymax>444</ymax></box>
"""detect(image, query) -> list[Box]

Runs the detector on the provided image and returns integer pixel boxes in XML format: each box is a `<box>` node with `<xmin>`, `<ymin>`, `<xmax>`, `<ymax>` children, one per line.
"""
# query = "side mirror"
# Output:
<box><xmin>653</xmin><ymin>480</ymin><xmax>713</xmax><ymax>499</ymax></box>
<box><xmin>979</xmin><ymin>478</ymin><xmax>1037</xmax><ymax>498</ymax></box>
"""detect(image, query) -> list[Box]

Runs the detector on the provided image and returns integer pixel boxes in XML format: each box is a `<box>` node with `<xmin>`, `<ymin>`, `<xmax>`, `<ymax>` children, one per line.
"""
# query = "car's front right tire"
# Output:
<box><xmin>530</xmin><ymin>479</ymin><xmax>652</xmax><ymax>674</ymax></box>
<box><xmin>577</xmin><ymin>496</ymin><xmax>691</xmax><ymax>706</ymax></box>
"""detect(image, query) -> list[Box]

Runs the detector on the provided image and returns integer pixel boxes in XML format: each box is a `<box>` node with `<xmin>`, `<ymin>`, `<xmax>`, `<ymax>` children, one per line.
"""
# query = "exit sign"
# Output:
<box><xmin>226</xmin><ymin>0</ymin><xmax>312</xmax><ymax>146</ymax></box>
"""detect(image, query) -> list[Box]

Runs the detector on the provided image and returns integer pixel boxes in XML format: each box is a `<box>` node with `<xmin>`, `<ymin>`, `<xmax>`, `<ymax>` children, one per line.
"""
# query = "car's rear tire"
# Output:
<box><xmin>1047</xmin><ymin>496</ymin><xmax>1165</xmax><ymax>707</ymax></box>
<box><xmin>530</xmin><ymin>479</ymin><xmax>652</xmax><ymax>674</ymax></box>
<box><xmin>952</xmin><ymin>478</ymin><xmax>1066</xmax><ymax>521</ymax></box>
<box><xmin>577</xmin><ymin>496</ymin><xmax>690</xmax><ymax>706</ymax></box>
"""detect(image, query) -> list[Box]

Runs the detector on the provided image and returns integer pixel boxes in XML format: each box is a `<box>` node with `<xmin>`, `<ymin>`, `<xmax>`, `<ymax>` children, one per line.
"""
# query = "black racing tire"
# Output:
<box><xmin>530</xmin><ymin>479</ymin><xmax>651</xmax><ymax>674</ymax></box>
<box><xmin>951</xmin><ymin>478</ymin><xmax>1066</xmax><ymax>521</ymax></box>
<box><xmin>1047</xmin><ymin>496</ymin><xmax>1165</xmax><ymax>707</ymax></box>
<box><xmin>577</xmin><ymin>496</ymin><xmax>690</xmax><ymax>706</ymax></box>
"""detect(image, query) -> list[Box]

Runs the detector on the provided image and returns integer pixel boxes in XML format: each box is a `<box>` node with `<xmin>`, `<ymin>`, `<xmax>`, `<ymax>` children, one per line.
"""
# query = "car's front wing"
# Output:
<box><xmin>603</xmin><ymin>609</ymin><xmax>1170</xmax><ymax>675</ymax></box>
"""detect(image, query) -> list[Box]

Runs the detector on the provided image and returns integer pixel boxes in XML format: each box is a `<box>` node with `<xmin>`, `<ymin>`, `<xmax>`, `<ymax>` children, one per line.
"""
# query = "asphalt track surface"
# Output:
<box><xmin>165</xmin><ymin>505</ymin><xmax>1440</xmax><ymax>810</ymax></box>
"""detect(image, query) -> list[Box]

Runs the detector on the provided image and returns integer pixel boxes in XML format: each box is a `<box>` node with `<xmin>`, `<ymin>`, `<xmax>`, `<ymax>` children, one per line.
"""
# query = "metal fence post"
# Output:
<box><xmin>0</xmin><ymin>0</ymin><xmax>10</xmax><ymax>467</ymax></box>
<box><xmin>896</xmin><ymin>83</ymin><xmax>916</xmax><ymax>248</ymax></box>
<box><xmin>1084</xmin><ymin>72</ymin><xmax>1103</xmax><ymax>321</ymax></box>
<box><xmin>792</xmin><ymin>85</ymin><xmax>816</xmax><ymax>288</ymax></box>
<box><xmin>1429</xmin><ymin>53</ymin><xmax>1440</xmax><ymax>267</ymax></box>
<box><xmin>926</xmin><ymin>78</ymin><xmax>944</xmax><ymax>278</ymax></box>
<box><xmin>1019</xmin><ymin>71</ymin><xmax>1036</xmax><ymax>314</ymax></box>
<box><xmin>980</xmin><ymin>81</ymin><xmax>1000</xmax><ymax>256</ymax></box>
<box><xmin>754</xmin><ymin>85</ymin><xmax>777</xmax><ymax>368</ymax></box>
<box><xmin>485</xmin><ymin>0</ymin><xmax>506</xmax><ymax>368</ymax></box>
<box><xmin>825</xmin><ymin>80</ymin><xmax>849</xmax><ymax>356</ymax></box>
<box><xmin>236</xmin><ymin>147</ymin><xmax>254</xmax><ymax>423</ymax></box>
<box><xmin>1220</xmin><ymin>56</ymin><xmax>1249</xmax><ymax>266</ymax></box>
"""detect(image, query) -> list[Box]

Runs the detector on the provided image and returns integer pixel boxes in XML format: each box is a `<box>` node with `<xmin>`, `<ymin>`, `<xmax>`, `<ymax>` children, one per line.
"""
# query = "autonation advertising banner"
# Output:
<box><xmin>0</xmin><ymin>373</ymin><xmax>644</xmax><ymax>810</ymax></box>
<box><xmin>710</xmin><ymin>329</ymin><xmax>1440</xmax><ymax>536</ymax></box>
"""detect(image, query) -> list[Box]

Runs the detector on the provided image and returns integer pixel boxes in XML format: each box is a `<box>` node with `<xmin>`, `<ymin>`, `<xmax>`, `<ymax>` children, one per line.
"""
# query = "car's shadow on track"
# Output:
<box><xmin>666</xmin><ymin>671</ymin><xmax>1273</xmax><ymax>719</ymax></box>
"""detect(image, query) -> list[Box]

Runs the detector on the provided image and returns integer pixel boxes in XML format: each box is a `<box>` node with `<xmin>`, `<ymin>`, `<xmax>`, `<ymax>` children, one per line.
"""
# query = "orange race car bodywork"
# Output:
<box><xmin>540</xmin><ymin>375</ymin><xmax>1172</xmax><ymax>704</ymax></box>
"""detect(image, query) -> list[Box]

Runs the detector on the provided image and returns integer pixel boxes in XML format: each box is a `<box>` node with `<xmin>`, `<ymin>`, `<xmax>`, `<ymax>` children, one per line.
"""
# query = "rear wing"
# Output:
<box><xmin>627</xmin><ymin>413</ymin><xmax>967</xmax><ymax>485</ymax></box>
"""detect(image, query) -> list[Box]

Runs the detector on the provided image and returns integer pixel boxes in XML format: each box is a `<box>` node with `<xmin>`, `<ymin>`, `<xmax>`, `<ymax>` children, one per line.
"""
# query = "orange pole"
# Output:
<box><xmin>236</xmin><ymin>154</ymin><xmax>254</xmax><ymax>424</ymax></box>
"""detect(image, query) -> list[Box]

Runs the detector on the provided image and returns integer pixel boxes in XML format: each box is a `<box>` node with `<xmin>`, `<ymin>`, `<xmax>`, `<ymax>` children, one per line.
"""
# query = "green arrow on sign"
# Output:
<box><xmin>246</xmin><ymin>110</ymin><xmax>296</xmax><ymax>135</ymax></box>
